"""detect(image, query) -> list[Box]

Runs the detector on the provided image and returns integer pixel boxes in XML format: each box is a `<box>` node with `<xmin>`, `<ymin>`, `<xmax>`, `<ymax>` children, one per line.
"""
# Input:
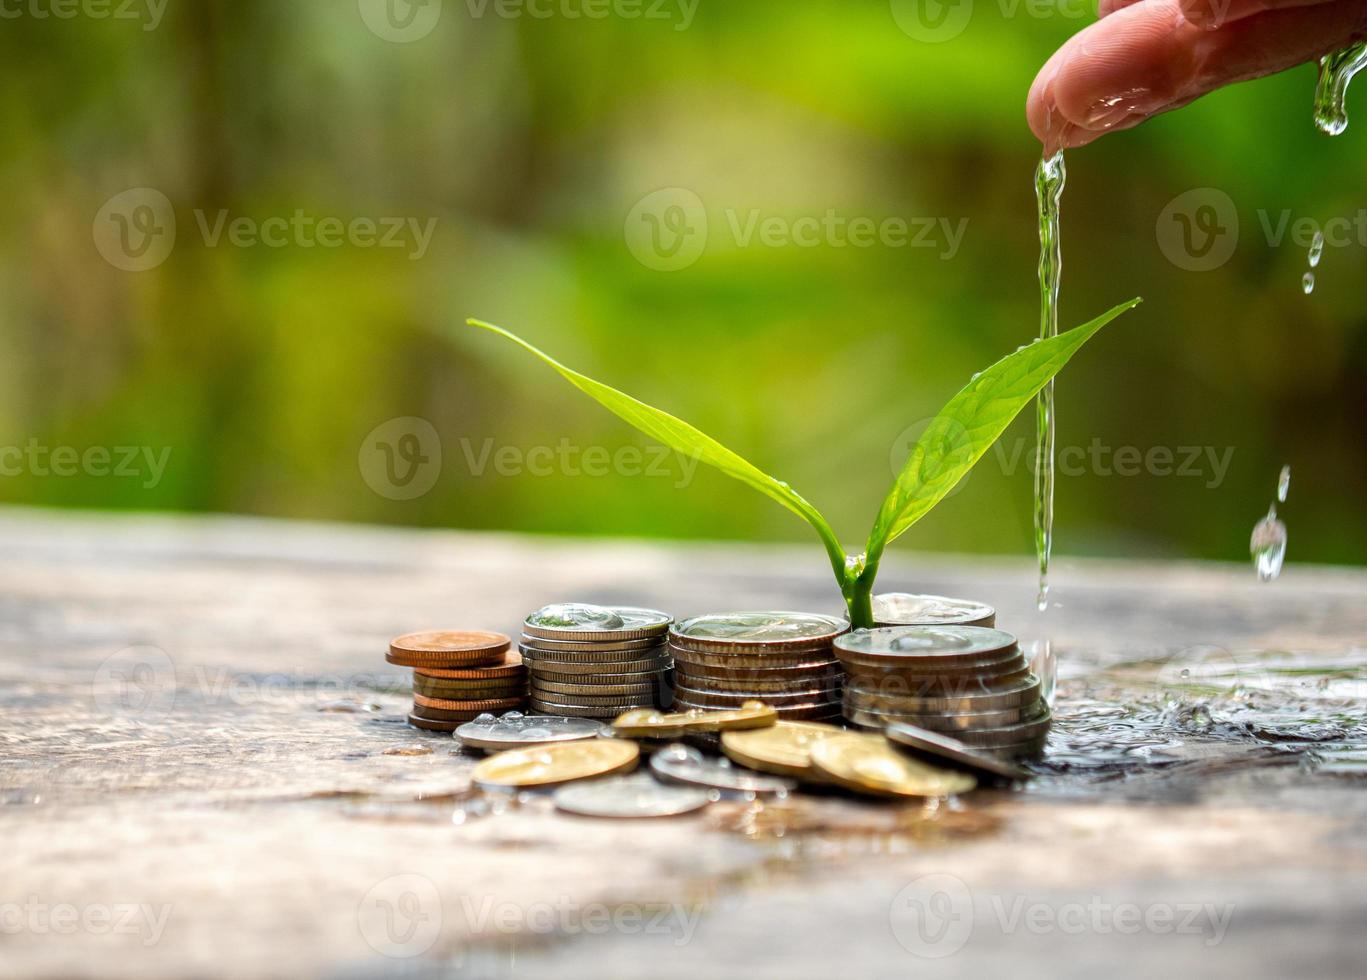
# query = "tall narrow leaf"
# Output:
<box><xmin>467</xmin><ymin>318</ymin><xmax>847</xmax><ymax>579</ymax></box>
<box><xmin>866</xmin><ymin>298</ymin><xmax>1140</xmax><ymax>561</ymax></box>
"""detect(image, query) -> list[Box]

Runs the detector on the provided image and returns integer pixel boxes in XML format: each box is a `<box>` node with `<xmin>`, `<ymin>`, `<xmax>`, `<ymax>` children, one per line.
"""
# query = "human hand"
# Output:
<box><xmin>1027</xmin><ymin>0</ymin><xmax>1367</xmax><ymax>152</ymax></box>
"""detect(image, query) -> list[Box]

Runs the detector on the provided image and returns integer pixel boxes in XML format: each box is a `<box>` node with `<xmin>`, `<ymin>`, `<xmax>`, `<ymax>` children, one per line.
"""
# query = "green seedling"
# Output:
<box><xmin>468</xmin><ymin>298</ymin><xmax>1139</xmax><ymax>628</ymax></box>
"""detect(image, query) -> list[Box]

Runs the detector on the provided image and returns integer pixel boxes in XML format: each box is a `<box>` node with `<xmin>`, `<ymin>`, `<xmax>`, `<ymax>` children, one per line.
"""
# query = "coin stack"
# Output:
<box><xmin>520</xmin><ymin>603</ymin><xmax>673</xmax><ymax>719</ymax></box>
<box><xmin>386</xmin><ymin>630</ymin><xmax>528</xmax><ymax>733</ymax></box>
<box><xmin>669</xmin><ymin>612</ymin><xmax>847</xmax><ymax>722</ymax></box>
<box><xmin>834</xmin><ymin>625</ymin><xmax>1049</xmax><ymax>759</ymax></box>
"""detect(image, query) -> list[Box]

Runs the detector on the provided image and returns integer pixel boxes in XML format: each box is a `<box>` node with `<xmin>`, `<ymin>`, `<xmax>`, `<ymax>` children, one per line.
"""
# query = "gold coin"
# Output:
<box><xmin>611</xmin><ymin>702</ymin><xmax>777</xmax><ymax>738</ymax></box>
<box><xmin>808</xmin><ymin>732</ymin><xmax>976</xmax><ymax>798</ymax></box>
<box><xmin>472</xmin><ymin>738</ymin><xmax>640</xmax><ymax>788</ymax></box>
<box><xmin>720</xmin><ymin>720</ymin><xmax>846</xmax><ymax>779</ymax></box>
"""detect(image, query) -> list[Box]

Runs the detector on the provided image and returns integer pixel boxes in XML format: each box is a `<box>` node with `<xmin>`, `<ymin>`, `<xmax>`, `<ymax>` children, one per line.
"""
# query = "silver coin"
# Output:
<box><xmin>843</xmin><ymin>674</ymin><xmax>1041</xmax><ymax>713</ymax></box>
<box><xmin>454</xmin><ymin>712</ymin><xmax>607</xmax><ymax>751</ymax></box>
<box><xmin>835</xmin><ymin>625</ymin><xmax>1017</xmax><ymax>663</ymax></box>
<box><xmin>672</xmin><ymin>684</ymin><xmax>841</xmax><ymax>708</ymax></box>
<box><xmin>670</xmin><ymin>612</ymin><xmax>846</xmax><ymax>652</ymax></box>
<box><xmin>884</xmin><ymin>722</ymin><xmax>1029</xmax><ymax>781</ymax></box>
<box><xmin>532</xmin><ymin>678</ymin><xmax>662</xmax><ymax>698</ymax></box>
<box><xmin>520</xmin><ymin>634</ymin><xmax>663</xmax><ymax>654</ymax></box>
<box><xmin>524</xmin><ymin>654</ymin><xmax>671</xmax><ymax>675</ymax></box>
<box><xmin>843</xmin><ymin>701</ymin><xmax>1039</xmax><ymax>733</ymax></box>
<box><xmin>871</xmin><ymin>593</ymin><xmax>996</xmax><ymax>629</ymax></box>
<box><xmin>529</xmin><ymin>702</ymin><xmax>644</xmax><ymax>719</ymax></box>
<box><xmin>949</xmin><ymin>708</ymin><xmax>1053</xmax><ymax>748</ymax></box>
<box><xmin>840</xmin><ymin>653</ymin><xmax>1029</xmax><ymax>681</ymax></box>
<box><xmin>552</xmin><ymin>772</ymin><xmax>711</xmax><ymax>818</ymax></box>
<box><xmin>524</xmin><ymin>604</ymin><xmax>672</xmax><ymax>641</ymax></box>
<box><xmin>674</xmin><ymin>669</ymin><xmax>842</xmax><ymax>695</ymax></box>
<box><xmin>650</xmin><ymin>743</ymin><xmax>796</xmax><ymax>795</ymax></box>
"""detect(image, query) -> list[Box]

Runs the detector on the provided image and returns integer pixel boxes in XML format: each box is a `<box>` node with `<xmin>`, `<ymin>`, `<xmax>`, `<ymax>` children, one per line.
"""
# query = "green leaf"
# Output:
<box><xmin>466</xmin><ymin>318</ymin><xmax>847</xmax><ymax>580</ymax></box>
<box><xmin>866</xmin><ymin>298</ymin><xmax>1140</xmax><ymax>560</ymax></box>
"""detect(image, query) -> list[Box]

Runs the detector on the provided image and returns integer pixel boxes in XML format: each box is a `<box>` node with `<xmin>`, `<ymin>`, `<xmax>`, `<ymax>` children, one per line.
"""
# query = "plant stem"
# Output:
<box><xmin>842</xmin><ymin>558</ymin><xmax>881</xmax><ymax>629</ymax></box>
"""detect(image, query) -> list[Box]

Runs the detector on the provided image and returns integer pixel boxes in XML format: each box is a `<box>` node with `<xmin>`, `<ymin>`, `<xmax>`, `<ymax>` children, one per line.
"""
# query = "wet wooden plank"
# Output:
<box><xmin>1</xmin><ymin>508</ymin><xmax>1364</xmax><ymax>979</ymax></box>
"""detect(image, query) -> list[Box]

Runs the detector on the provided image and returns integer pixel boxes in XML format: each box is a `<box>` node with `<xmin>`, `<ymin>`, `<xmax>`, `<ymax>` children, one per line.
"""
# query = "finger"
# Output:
<box><xmin>1180</xmin><ymin>0</ymin><xmax>1340</xmax><ymax>30</ymax></box>
<box><xmin>1098</xmin><ymin>0</ymin><xmax>1147</xmax><ymax>17</ymax></box>
<box><xmin>1027</xmin><ymin>0</ymin><xmax>1367</xmax><ymax>151</ymax></box>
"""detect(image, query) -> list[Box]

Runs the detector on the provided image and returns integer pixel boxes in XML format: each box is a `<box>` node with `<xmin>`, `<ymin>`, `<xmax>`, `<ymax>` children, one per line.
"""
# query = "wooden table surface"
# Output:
<box><xmin>1</xmin><ymin>508</ymin><xmax>1364</xmax><ymax>979</ymax></box>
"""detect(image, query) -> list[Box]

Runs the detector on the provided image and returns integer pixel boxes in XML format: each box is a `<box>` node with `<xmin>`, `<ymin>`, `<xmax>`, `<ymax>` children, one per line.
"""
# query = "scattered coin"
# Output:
<box><xmin>610</xmin><ymin>702</ymin><xmax>777</xmax><ymax>738</ymax></box>
<box><xmin>455</xmin><ymin>712</ymin><xmax>607</xmax><ymax>751</ymax></box>
<box><xmin>650</xmin><ymin>743</ymin><xmax>796</xmax><ymax>795</ymax></box>
<box><xmin>871</xmin><ymin>593</ymin><xmax>996</xmax><ymax>629</ymax></box>
<box><xmin>808</xmin><ymin>732</ymin><xmax>977</xmax><ymax>798</ymax></box>
<box><xmin>884</xmin><ymin>722</ymin><xmax>1029</xmax><ymax>782</ymax></box>
<box><xmin>387</xmin><ymin>630</ymin><xmax>510</xmax><ymax>668</ymax></box>
<box><xmin>473</xmin><ymin>738</ymin><xmax>640</xmax><ymax>789</ymax></box>
<box><xmin>551</xmin><ymin>772</ymin><xmax>710</xmax><ymax>818</ymax></box>
<box><xmin>720</xmin><ymin>720</ymin><xmax>847</xmax><ymax>779</ymax></box>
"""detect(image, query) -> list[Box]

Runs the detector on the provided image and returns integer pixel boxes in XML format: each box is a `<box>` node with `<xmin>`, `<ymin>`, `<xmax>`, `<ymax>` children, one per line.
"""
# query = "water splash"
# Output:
<box><xmin>1251</xmin><ymin>466</ymin><xmax>1290</xmax><ymax>582</ymax></box>
<box><xmin>1313</xmin><ymin>43</ymin><xmax>1367</xmax><ymax>136</ymax></box>
<box><xmin>1034</xmin><ymin>150</ymin><xmax>1066</xmax><ymax>613</ymax></box>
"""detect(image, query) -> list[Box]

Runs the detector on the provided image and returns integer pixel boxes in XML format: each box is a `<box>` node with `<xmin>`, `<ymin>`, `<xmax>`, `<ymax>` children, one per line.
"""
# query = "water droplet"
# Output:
<box><xmin>527</xmin><ymin>603</ymin><xmax>625</xmax><ymax>630</ymax></box>
<box><xmin>1251</xmin><ymin>505</ymin><xmax>1288</xmax><ymax>582</ymax></box>
<box><xmin>1277</xmin><ymin>465</ymin><xmax>1291</xmax><ymax>504</ymax></box>
<box><xmin>1303</xmin><ymin>272</ymin><xmax>1316</xmax><ymax>294</ymax></box>
<box><xmin>1313</xmin><ymin>43</ymin><xmax>1367</xmax><ymax>136</ymax></box>
<box><xmin>1308</xmin><ymin>231</ymin><xmax>1324</xmax><ymax>268</ymax></box>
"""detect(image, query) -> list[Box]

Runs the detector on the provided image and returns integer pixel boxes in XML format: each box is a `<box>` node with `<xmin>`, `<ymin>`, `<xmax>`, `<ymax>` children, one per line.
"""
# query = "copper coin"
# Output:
<box><xmin>387</xmin><ymin>630</ymin><xmax>510</xmax><ymax>668</ymax></box>
<box><xmin>413</xmin><ymin>650</ymin><xmax>524</xmax><ymax>679</ymax></box>
<box><xmin>413</xmin><ymin>682</ymin><xmax>529</xmax><ymax>704</ymax></box>
<box><xmin>411</xmin><ymin>704</ymin><xmax>501</xmax><ymax>723</ymax></box>
<box><xmin>407</xmin><ymin>712</ymin><xmax>461</xmax><ymax>732</ymax></box>
<box><xmin>412</xmin><ymin>693</ymin><xmax>527</xmax><ymax>713</ymax></box>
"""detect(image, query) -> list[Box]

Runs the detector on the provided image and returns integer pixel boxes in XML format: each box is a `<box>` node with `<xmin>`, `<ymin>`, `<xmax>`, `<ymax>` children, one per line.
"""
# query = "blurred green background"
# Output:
<box><xmin>1</xmin><ymin>0</ymin><xmax>1363</xmax><ymax>565</ymax></box>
